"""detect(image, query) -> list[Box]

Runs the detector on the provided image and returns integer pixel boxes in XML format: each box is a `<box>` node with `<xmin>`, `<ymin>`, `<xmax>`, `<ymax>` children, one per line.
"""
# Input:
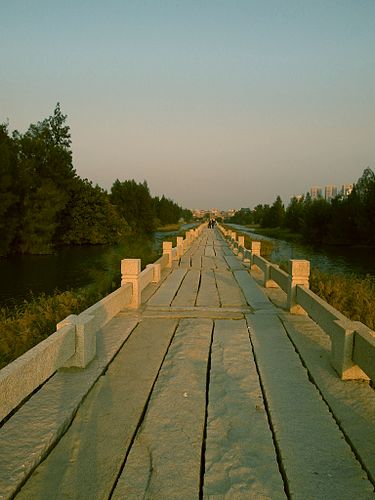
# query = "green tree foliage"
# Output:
<box><xmin>262</xmin><ymin>196</ymin><xmax>285</xmax><ymax>228</ymax></box>
<box><xmin>0</xmin><ymin>105</ymin><xmax>198</xmax><ymax>254</ymax></box>
<box><xmin>58</xmin><ymin>178</ymin><xmax>129</xmax><ymax>245</ymax></box>
<box><xmin>110</xmin><ymin>179</ymin><xmax>156</xmax><ymax>234</ymax></box>
<box><xmin>282</xmin><ymin>167</ymin><xmax>375</xmax><ymax>246</ymax></box>
<box><xmin>153</xmin><ymin>195</ymin><xmax>181</xmax><ymax>226</ymax></box>
<box><xmin>0</xmin><ymin>124</ymin><xmax>19</xmax><ymax>255</ymax></box>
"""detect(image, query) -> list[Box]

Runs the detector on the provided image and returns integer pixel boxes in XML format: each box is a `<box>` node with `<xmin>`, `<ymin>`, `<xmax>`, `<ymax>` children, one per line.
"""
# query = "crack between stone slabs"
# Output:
<box><xmin>108</xmin><ymin>320</ymin><xmax>180</xmax><ymax>500</ymax></box>
<box><xmin>9</xmin><ymin>319</ymin><xmax>141</xmax><ymax>499</ymax></box>
<box><xmin>277</xmin><ymin>313</ymin><xmax>375</xmax><ymax>490</ymax></box>
<box><xmin>169</xmin><ymin>269</ymin><xmax>190</xmax><ymax>306</ymax></box>
<box><xmin>245</xmin><ymin>316</ymin><xmax>291</xmax><ymax>499</ymax></box>
<box><xmin>199</xmin><ymin>319</ymin><xmax>215</xmax><ymax>500</ymax></box>
<box><xmin>194</xmin><ymin>271</ymin><xmax>203</xmax><ymax>307</ymax></box>
<box><xmin>213</xmin><ymin>271</ymin><xmax>223</xmax><ymax>308</ymax></box>
<box><xmin>0</xmin><ymin>371</ymin><xmax>56</xmax><ymax>429</ymax></box>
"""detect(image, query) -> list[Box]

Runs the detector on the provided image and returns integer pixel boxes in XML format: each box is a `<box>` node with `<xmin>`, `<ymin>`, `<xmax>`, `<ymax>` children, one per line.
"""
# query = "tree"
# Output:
<box><xmin>0</xmin><ymin>124</ymin><xmax>19</xmax><ymax>255</ymax></box>
<box><xmin>13</xmin><ymin>103</ymin><xmax>76</xmax><ymax>253</ymax></box>
<box><xmin>262</xmin><ymin>196</ymin><xmax>285</xmax><ymax>228</ymax></box>
<box><xmin>284</xmin><ymin>196</ymin><xmax>305</xmax><ymax>233</ymax></box>
<box><xmin>58</xmin><ymin>179</ymin><xmax>129</xmax><ymax>245</ymax></box>
<box><xmin>110</xmin><ymin>179</ymin><xmax>156</xmax><ymax>234</ymax></box>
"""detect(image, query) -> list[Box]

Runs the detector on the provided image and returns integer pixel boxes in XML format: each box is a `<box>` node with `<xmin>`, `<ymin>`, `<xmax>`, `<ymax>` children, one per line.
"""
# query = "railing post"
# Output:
<box><xmin>177</xmin><ymin>236</ymin><xmax>184</xmax><ymax>257</ymax></box>
<box><xmin>163</xmin><ymin>241</ymin><xmax>173</xmax><ymax>267</ymax></box>
<box><xmin>237</xmin><ymin>236</ymin><xmax>245</xmax><ymax>258</ymax></box>
<box><xmin>250</xmin><ymin>241</ymin><xmax>261</xmax><ymax>269</ymax></box>
<box><xmin>287</xmin><ymin>259</ymin><xmax>310</xmax><ymax>314</ymax></box>
<box><xmin>147</xmin><ymin>263</ymin><xmax>161</xmax><ymax>283</ymax></box>
<box><xmin>121</xmin><ymin>258</ymin><xmax>141</xmax><ymax>308</ymax></box>
<box><xmin>330</xmin><ymin>320</ymin><xmax>369</xmax><ymax>380</ymax></box>
<box><xmin>57</xmin><ymin>314</ymin><xmax>96</xmax><ymax>368</ymax></box>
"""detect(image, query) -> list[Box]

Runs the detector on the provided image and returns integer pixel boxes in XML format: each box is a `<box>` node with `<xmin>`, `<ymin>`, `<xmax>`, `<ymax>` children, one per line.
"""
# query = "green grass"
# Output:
<box><xmin>310</xmin><ymin>270</ymin><xmax>375</xmax><ymax>330</ymax></box>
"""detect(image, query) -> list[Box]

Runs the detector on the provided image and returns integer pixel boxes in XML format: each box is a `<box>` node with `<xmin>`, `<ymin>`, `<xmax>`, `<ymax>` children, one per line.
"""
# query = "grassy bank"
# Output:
<box><xmin>310</xmin><ymin>270</ymin><xmax>375</xmax><ymax>330</ymax></box>
<box><xmin>0</xmin><ymin>236</ymin><xmax>161</xmax><ymax>369</ymax></box>
<box><xmin>248</xmin><ymin>226</ymin><xmax>303</xmax><ymax>244</ymax></box>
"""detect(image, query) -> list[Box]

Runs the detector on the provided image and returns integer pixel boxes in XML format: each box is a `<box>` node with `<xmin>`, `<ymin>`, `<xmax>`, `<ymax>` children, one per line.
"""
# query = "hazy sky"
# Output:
<box><xmin>1</xmin><ymin>1</ymin><xmax>374</xmax><ymax>209</ymax></box>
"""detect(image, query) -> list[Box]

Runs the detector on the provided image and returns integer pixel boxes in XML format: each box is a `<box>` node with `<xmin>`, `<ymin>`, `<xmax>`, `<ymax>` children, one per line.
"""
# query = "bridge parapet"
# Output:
<box><xmin>218</xmin><ymin>223</ymin><xmax>375</xmax><ymax>382</ymax></box>
<box><xmin>0</xmin><ymin>223</ymin><xmax>205</xmax><ymax>424</ymax></box>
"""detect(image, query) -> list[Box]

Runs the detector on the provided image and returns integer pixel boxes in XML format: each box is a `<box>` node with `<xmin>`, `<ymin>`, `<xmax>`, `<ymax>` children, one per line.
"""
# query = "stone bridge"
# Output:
<box><xmin>1</xmin><ymin>226</ymin><xmax>375</xmax><ymax>499</ymax></box>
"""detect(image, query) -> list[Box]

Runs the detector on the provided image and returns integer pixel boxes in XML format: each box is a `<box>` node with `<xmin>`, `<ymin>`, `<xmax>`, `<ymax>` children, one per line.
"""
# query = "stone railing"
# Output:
<box><xmin>0</xmin><ymin>224</ymin><xmax>205</xmax><ymax>423</ymax></box>
<box><xmin>218</xmin><ymin>224</ymin><xmax>375</xmax><ymax>383</ymax></box>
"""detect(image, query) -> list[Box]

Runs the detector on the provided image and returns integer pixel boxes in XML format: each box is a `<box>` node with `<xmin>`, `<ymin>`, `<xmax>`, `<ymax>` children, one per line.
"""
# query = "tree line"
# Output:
<box><xmin>0</xmin><ymin>104</ymin><xmax>192</xmax><ymax>256</ymax></box>
<box><xmin>229</xmin><ymin>167</ymin><xmax>375</xmax><ymax>246</ymax></box>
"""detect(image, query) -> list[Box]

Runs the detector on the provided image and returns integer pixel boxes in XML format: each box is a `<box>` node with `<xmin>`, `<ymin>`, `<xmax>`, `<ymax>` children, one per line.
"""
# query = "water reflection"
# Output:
<box><xmin>228</xmin><ymin>224</ymin><xmax>375</xmax><ymax>277</ymax></box>
<box><xmin>0</xmin><ymin>223</ymin><xmax>199</xmax><ymax>308</ymax></box>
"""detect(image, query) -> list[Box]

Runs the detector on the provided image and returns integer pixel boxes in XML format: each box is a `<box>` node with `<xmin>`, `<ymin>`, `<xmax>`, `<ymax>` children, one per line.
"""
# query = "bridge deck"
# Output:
<box><xmin>4</xmin><ymin>229</ymin><xmax>375</xmax><ymax>499</ymax></box>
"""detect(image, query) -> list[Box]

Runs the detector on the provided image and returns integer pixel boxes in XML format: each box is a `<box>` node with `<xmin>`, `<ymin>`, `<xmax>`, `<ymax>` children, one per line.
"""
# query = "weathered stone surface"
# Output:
<box><xmin>279</xmin><ymin>312</ymin><xmax>375</xmax><ymax>485</ymax></box>
<box><xmin>204</xmin><ymin>319</ymin><xmax>285</xmax><ymax>498</ymax></box>
<box><xmin>246</xmin><ymin>312</ymin><xmax>375</xmax><ymax>499</ymax></box>
<box><xmin>215</xmin><ymin>270</ymin><xmax>247</xmax><ymax>307</ymax></box>
<box><xmin>0</xmin><ymin>316</ymin><xmax>139</xmax><ymax>499</ymax></box>
<box><xmin>196</xmin><ymin>270</ymin><xmax>220</xmax><ymax>307</ymax></box>
<box><xmin>16</xmin><ymin>318</ymin><xmax>178</xmax><ymax>500</ymax></box>
<box><xmin>172</xmin><ymin>269</ymin><xmax>201</xmax><ymax>307</ymax></box>
<box><xmin>234</xmin><ymin>270</ymin><xmax>273</xmax><ymax>311</ymax></box>
<box><xmin>112</xmin><ymin>318</ymin><xmax>213</xmax><ymax>499</ymax></box>
<box><xmin>147</xmin><ymin>268</ymin><xmax>187</xmax><ymax>306</ymax></box>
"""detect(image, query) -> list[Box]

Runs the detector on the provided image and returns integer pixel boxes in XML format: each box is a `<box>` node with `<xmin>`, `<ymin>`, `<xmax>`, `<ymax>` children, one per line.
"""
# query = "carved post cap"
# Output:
<box><xmin>251</xmin><ymin>241</ymin><xmax>261</xmax><ymax>255</ymax></box>
<box><xmin>121</xmin><ymin>258</ymin><xmax>141</xmax><ymax>277</ymax></box>
<box><xmin>288</xmin><ymin>259</ymin><xmax>310</xmax><ymax>278</ymax></box>
<box><xmin>163</xmin><ymin>241</ymin><xmax>173</xmax><ymax>252</ymax></box>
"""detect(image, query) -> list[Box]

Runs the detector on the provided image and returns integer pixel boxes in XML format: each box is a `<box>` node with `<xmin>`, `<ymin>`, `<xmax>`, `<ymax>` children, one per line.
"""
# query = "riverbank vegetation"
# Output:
<box><xmin>229</xmin><ymin>167</ymin><xmax>375</xmax><ymax>247</ymax></box>
<box><xmin>0</xmin><ymin>234</ymin><xmax>168</xmax><ymax>369</ymax></box>
<box><xmin>0</xmin><ymin>104</ymin><xmax>192</xmax><ymax>256</ymax></box>
<box><xmin>225</xmin><ymin>227</ymin><xmax>375</xmax><ymax>330</ymax></box>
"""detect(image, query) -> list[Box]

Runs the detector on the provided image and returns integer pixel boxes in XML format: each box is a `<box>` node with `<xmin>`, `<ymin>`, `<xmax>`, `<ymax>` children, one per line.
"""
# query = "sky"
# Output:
<box><xmin>1</xmin><ymin>1</ymin><xmax>375</xmax><ymax>210</ymax></box>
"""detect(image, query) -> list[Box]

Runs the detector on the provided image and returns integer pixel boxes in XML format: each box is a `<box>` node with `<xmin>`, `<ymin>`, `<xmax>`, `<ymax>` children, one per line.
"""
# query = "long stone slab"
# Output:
<box><xmin>112</xmin><ymin>318</ymin><xmax>213</xmax><ymax>499</ymax></box>
<box><xmin>15</xmin><ymin>318</ymin><xmax>178</xmax><ymax>500</ymax></box>
<box><xmin>224</xmin><ymin>255</ymin><xmax>246</xmax><ymax>270</ymax></box>
<box><xmin>215</xmin><ymin>270</ymin><xmax>247</xmax><ymax>307</ymax></box>
<box><xmin>147</xmin><ymin>268</ymin><xmax>187</xmax><ymax>306</ymax></box>
<box><xmin>172</xmin><ymin>269</ymin><xmax>201</xmax><ymax>307</ymax></box>
<box><xmin>246</xmin><ymin>312</ymin><xmax>375</xmax><ymax>499</ymax></box>
<box><xmin>196</xmin><ymin>270</ymin><xmax>220</xmax><ymax>307</ymax></box>
<box><xmin>0</xmin><ymin>316</ymin><xmax>139</xmax><ymax>499</ymax></box>
<box><xmin>278</xmin><ymin>312</ymin><xmax>375</xmax><ymax>485</ymax></box>
<box><xmin>234</xmin><ymin>270</ymin><xmax>273</xmax><ymax>311</ymax></box>
<box><xmin>203</xmin><ymin>319</ymin><xmax>286</xmax><ymax>498</ymax></box>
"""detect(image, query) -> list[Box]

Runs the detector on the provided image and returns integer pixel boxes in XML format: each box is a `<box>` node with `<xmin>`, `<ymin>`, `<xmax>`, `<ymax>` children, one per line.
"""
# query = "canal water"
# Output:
<box><xmin>0</xmin><ymin>224</ymin><xmax>198</xmax><ymax>308</ymax></box>
<box><xmin>228</xmin><ymin>224</ymin><xmax>375</xmax><ymax>278</ymax></box>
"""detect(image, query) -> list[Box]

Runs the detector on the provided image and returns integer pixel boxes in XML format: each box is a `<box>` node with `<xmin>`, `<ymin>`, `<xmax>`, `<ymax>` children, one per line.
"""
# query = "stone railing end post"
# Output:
<box><xmin>121</xmin><ymin>258</ymin><xmax>142</xmax><ymax>308</ymax></box>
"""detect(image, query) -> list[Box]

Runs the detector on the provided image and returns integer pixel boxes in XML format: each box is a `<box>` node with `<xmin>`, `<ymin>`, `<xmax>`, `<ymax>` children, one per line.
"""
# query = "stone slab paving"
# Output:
<box><xmin>215</xmin><ymin>269</ymin><xmax>247</xmax><ymax>307</ymax></box>
<box><xmin>3</xmin><ymin>227</ymin><xmax>375</xmax><ymax>499</ymax></box>
<box><xmin>196</xmin><ymin>270</ymin><xmax>221</xmax><ymax>307</ymax></box>
<box><xmin>0</xmin><ymin>316</ymin><xmax>138</xmax><ymax>500</ymax></box>
<box><xmin>112</xmin><ymin>318</ymin><xmax>213</xmax><ymax>499</ymax></box>
<box><xmin>278</xmin><ymin>312</ymin><xmax>375</xmax><ymax>485</ymax></box>
<box><xmin>246</xmin><ymin>311</ymin><xmax>375</xmax><ymax>499</ymax></box>
<box><xmin>171</xmin><ymin>269</ymin><xmax>201</xmax><ymax>307</ymax></box>
<box><xmin>16</xmin><ymin>319</ymin><xmax>178</xmax><ymax>500</ymax></box>
<box><xmin>203</xmin><ymin>319</ymin><xmax>286</xmax><ymax>498</ymax></box>
<box><xmin>147</xmin><ymin>268</ymin><xmax>187</xmax><ymax>306</ymax></box>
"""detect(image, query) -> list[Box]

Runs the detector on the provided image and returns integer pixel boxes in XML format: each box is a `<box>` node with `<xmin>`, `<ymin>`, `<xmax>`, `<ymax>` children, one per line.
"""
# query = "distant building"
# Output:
<box><xmin>341</xmin><ymin>184</ymin><xmax>353</xmax><ymax>197</ymax></box>
<box><xmin>310</xmin><ymin>186</ymin><xmax>323</xmax><ymax>200</ymax></box>
<box><xmin>325</xmin><ymin>185</ymin><xmax>338</xmax><ymax>201</ymax></box>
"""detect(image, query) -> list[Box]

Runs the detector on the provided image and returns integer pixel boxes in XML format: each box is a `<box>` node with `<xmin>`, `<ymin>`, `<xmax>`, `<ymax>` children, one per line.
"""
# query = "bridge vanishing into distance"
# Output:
<box><xmin>1</xmin><ymin>225</ymin><xmax>375</xmax><ymax>499</ymax></box>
